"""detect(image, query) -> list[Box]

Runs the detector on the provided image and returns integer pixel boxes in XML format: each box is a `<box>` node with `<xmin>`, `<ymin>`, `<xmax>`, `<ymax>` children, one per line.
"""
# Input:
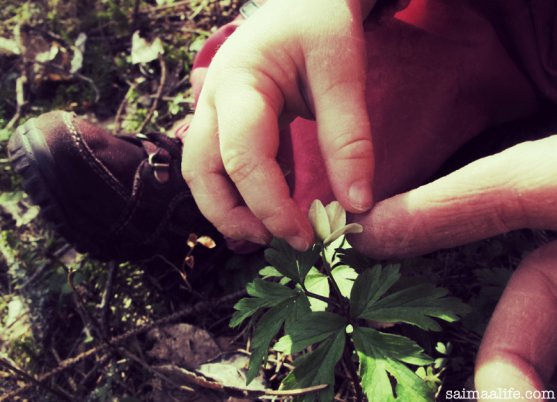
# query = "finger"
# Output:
<box><xmin>305</xmin><ymin>18</ymin><xmax>374</xmax><ymax>213</ymax></box>
<box><xmin>475</xmin><ymin>240</ymin><xmax>557</xmax><ymax>402</ymax></box>
<box><xmin>350</xmin><ymin>136</ymin><xmax>557</xmax><ymax>258</ymax></box>
<box><xmin>214</xmin><ymin>79</ymin><xmax>314</xmax><ymax>250</ymax></box>
<box><xmin>181</xmin><ymin>97</ymin><xmax>271</xmax><ymax>245</ymax></box>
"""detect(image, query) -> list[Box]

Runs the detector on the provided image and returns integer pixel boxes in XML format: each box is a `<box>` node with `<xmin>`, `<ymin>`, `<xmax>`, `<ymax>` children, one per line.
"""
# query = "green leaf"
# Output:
<box><xmin>274</xmin><ymin>312</ymin><xmax>347</xmax><ymax>354</ymax></box>
<box><xmin>230</xmin><ymin>298</ymin><xmax>271</xmax><ymax>328</ymax></box>
<box><xmin>355</xmin><ymin>327</ymin><xmax>431</xmax><ymax>366</ymax></box>
<box><xmin>0</xmin><ymin>128</ymin><xmax>11</xmax><ymax>142</ymax></box>
<box><xmin>331</xmin><ymin>265</ymin><xmax>357</xmax><ymax>298</ymax></box>
<box><xmin>352</xmin><ymin>327</ymin><xmax>433</xmax><ymax>402</ymax></box>
<box><xmin>337</xmin><ymin>247</ymin><xmax>374</xmax><ymax>271</ymax></box>
<box><xmin>235</xmin><ymin>279</ymin><xmax>311</xmax><ymax>384</ymax></box>
<box><xmin>304</xmin><ymin>268</ymin><xmax>329</xmax><ymax>311</ymax></box>
<box><xmin>264</xmin><ymin>238</ymin><xmax>320</xmax><ymax>283</ymax></box>
<box><xmin>350</xmin><ymin>264</ymin><xmax>401</xmax><ymax>318</ymax></box>
<box><xmin>259</xmin><ymin>266</ymin><xmax>284</xmax><ymax>279</ymax></box>
<box><xmin>230</xmin><ymin>279</ymin><xmax>297</xmax><ymax>327</ymax></box>
<box><xmin>350</xmin><ymin>265</ymin><xmax>469</xmax><ymax>330</ymax></box>
<box><xmin>359</xmin><ymin>284</ymin><xmax>470</xmax><ymax>331</ymax></box>
<box><xmin>247</xmin><ymin>278</ymin><xmax>296</xmax><ymax>300</ymax></box>
<box><xmin>246</xmin><ymin>291</ymin><xmax>311</xmax><ymax>383</ymax></box>
<box><xmin>247</xmin><ymin>300</ymin><xmax>293</xmax><ymax>383</ymax></box>
<box><xmin>284</xmin><ymin>291</ymin><xmax>312</xmax><ymax>331</ymax></box>
<box><xmin>281</xmin><ymin>331</ymin><xmax>346</xmax><ymax>402</ymax></box>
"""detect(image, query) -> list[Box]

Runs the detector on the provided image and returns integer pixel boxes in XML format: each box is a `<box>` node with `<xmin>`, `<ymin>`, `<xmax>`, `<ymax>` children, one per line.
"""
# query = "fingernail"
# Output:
<box><xmin>286</xmin><ymin>235</ymin><xmax>310</xmax><ymax>251</ymax></box>
<box><xmin>348</xmin><ymin>180</ymin><xmax>373</xmax><ymax>212</ymax></box>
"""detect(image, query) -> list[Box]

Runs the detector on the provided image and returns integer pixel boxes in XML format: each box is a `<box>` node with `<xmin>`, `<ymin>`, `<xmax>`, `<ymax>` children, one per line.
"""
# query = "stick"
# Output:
<box><xmin>0</xmin><ymin>357</ymin><xmax>73</xmax><ymax>401</ymax></box>
<box><xmin>137</xmin><ymin>54</ymin><xmax>167</xmax><ymax>133</ymax></box>
<box><xmin>0</xmin><ymin>289</ymin><xmax>246</xmax><ymax>401</ymax></box>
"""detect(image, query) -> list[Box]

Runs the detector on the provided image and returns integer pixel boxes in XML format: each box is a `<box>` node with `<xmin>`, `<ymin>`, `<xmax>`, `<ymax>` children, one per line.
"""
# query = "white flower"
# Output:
<box><xmin>308</xmin><ymin>200</ymin><xmax>363</xmax><ymax>245</ymax></box>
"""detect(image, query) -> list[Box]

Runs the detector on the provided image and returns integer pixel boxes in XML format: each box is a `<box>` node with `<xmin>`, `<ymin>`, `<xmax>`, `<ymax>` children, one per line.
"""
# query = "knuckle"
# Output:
<box><xmin>319</xmin><ymin>74</ymin><xmax>364</xmax><ymax>98</ymax></box>
<box><xmin>222</xmin><ymin>148</ymin><xmax>259</xmax><ymax>185</ymax></box>
<box><xmin>329</xmin><ymin>132</ymin><xmax>373</xmax><ymax>163</ymax></box>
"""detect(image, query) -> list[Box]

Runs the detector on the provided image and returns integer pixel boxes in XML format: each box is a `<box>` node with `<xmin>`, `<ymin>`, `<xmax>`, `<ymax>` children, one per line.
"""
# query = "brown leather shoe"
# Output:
<box><xmin>8</xmin><ymin>111</ymin><xmax>219</xmax><ymax>263</ymax></box>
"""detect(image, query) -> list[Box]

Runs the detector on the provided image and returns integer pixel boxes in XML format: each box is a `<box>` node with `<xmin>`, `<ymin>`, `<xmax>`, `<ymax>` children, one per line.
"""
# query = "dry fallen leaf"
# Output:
<box><xmin>131</xmin><ymin>30</ymin><xmax>164</xmax><ymax>64</ymax></box>
<box><xmin>147</xmin><ymin>324</ymin><xmax>221</xmax><ymax>369</ymax></box>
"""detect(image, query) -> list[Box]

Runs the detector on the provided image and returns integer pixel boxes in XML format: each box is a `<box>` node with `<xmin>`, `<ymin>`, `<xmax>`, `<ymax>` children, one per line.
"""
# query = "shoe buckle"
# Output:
<box><xmin>148</xmin><ymin>148</ymin><xmax>171</xmax><ymax>183</ymax></box>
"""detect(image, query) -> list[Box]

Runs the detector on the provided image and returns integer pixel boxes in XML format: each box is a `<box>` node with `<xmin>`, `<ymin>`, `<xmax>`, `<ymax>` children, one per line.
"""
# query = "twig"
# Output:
<box><xmin>263</xmin><ymin>384</ymin><xmax>329</xmax><ymax>397</ymax></box>
<box><xmin>79</xmin><ymin>353</ymin><xmax>111</xmax><ymax>388</ymax></box>
<box><xmin>137</xmin><ymin>54</ymin><xmax>167</xmax><ymax>133</ymax></box>
<box><xmin>119</xmin><ymin>348</ymin><xmax>194</xmax><ymax>393</ymax></box>
<box><xmin>51</xmin><ymin>348</ymin><xmax>78</xmax><ymax>393</ymax></box>
<box><xmin>100</xmin><ymin>262</ymin><xmax>117</xmax><ymax>338</ymax></box>
<box><xmin>144</xmin><ymin>0</ymin><xmax>192</xmax><ymax>13</ymax></box>
<box><xmin>0</xmin><ymin>289</ymin><xmax>246</xmax><ymax>402</ymax></box>
<box><xmin>74</xmin><ymin>72</ymin><xmax>100</xmax><ymax>103</ymax></box>
<box><xmin>0</xmin><ymin>357</ymin><xmax>73</xmax><ymax>401</ymax></box>
<box><xmin>131</xmin><ymin>0</ymin><xmax>142</xmax><ymax>31</ymax></box>
<box><xmin>155</xmin><ymin>364</ymin><xmax>327</xmax><ymax>398</ymax></box>
<box><xmin>114</xmin><ymin>84</ymin><xmax>134</xmax><ymax>133</ymax></box>
<box><xmin>68</xmin><ymin>267</ymin><xmax>195</xmax><ymax>393</ymax></box>
<box><xmin>6</xmin><ymin>75</ymin><xmax>27</xmax><ymax>130</ymax></box>
<box><xmin>31</xmin><ymin>60</ymin><xmax>100</xmax><ymax>103</ymax></box>
<box><xmin>68</xmin><ymin>269</ymin><xmax>104</xmax><ymax>341</ymax></box>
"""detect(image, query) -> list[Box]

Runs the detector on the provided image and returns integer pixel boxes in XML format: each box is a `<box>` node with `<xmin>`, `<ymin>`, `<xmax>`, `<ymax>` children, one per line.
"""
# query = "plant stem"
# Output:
<box><xmin>321</xmin><ymin>249</ymin><xmax>345</xmax><ymax>303</ymax></box>
<box><xmin>343</xmin><ymin>341</ymin><xmax>364</xmax><ymax>402</ymax></box>
<box><xmin>303</xmin><ymin>288</ymin><xmax>342</xmax><ymax>309</ymax></box>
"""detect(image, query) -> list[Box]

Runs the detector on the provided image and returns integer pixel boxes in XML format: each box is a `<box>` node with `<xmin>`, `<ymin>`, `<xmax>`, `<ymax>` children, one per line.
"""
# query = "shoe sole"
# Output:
<box><xmin>8</xmin><ymin>117</ymin><xmax>106</xmax><ymax>259</ymax></box>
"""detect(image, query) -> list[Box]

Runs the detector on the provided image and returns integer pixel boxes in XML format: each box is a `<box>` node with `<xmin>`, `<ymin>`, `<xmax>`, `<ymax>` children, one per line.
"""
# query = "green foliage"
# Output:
<box><xmin>351</xmin><ymin>265</ymin><xmax>470</xmax><ymax>331</ymax></box>
<box><xmin>353</xmin><ymin>327</ymin><xmax>433</xmax><ymax>402</ymax></box>
<box><xmin>282</xmin><ymin>331</ymin><xmax>346</xmax><ymax>402</ymax></box>
<box><xmin>264</xmin><ymin>238</ymin><xmax>320</xmax><ymax>284</ymax></box>
<box><xmin>231</xmin><ymin>200</ymin><xmax>470</xmax><ymax>402</ymax></box>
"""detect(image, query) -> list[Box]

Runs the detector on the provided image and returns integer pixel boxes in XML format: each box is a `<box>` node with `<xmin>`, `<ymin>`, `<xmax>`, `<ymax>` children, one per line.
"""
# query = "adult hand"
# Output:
<box><xmin>350</xmin><ymin>135</ymin><xmax>557</xmax><ymax>401</ymax></box>
<box><xmin>182</xmin><ymin>0</ymin><xmax>375</xmax><ymax>250</ymax></box>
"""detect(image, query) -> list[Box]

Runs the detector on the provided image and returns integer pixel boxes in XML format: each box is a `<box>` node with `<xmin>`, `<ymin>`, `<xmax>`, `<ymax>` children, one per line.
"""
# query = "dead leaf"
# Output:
<box><xmin>184</xmin><ymin>255</ymin><xmax>195</xmax><ymax>269</ymax></box>
<box><xmin>131</xmin><ymin>31</ymin><xmax>164</xmax><ymax>64</ymax></box>
<box><xmin>198</xmin><ymin>353</ymin><xmax>266</xmax><ymax>392</ymax></box>
<box><xmin>0</xmin><ymin>37</ymin><xmax>20</xmax><ymax>56</ymax></box>
<box><xmin>197</xmin><ymin>236</ymin><xmax>216</xmax><ymax>249</ymax></box>
<box><xmin>147</xmin><ymin>324</ymin><xmax>221</xmax><ymax>369</ymax></box>
<box><xmin>187</xmin><ymin>233</ymin><xmax>198</xmax><ymax>249</ymax></box>
<box><xmin>70</xmin><ymin>32</ymin><xmax>87</xmax><ymax>73</ymax></box>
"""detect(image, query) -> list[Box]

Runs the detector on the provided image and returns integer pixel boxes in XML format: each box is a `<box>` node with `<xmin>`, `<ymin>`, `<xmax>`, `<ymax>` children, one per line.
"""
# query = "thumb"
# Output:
<box><xmin>474</xmin><ymin>240</ymin><xmax>557</xmax><ymax>402</ymax></box>
<box><xmin>350</xmin><ymin>135</ymin><xmax>557</xmax><ymax>259</ymax></box>
<box><xmin>305</xmin><ymin>8</ymin><xmax>374</xmax><ymax>213</ymax></box>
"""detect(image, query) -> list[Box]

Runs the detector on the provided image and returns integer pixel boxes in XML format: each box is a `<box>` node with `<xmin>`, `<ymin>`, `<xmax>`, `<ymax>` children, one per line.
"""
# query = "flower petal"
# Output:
<box><xmin>308</xmin><ymin>199</ymin><xmax>331</xmax><ymax>241</ymax></box>
<box><xmin>323</xmin><ymin>223</ymin><xmax>363</xmax><ymax>245</ymax></box>
<box><xmin>325</xmin><ymin>201</ymin><xmax>346</xmax><ymax>232</ymax></box>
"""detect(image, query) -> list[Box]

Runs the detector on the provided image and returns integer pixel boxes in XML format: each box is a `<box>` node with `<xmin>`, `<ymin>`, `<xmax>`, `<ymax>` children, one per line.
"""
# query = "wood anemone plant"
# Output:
<box><xmin>230</xmin><ymin>200</ymin><xmax>470</xmax><ymax>402</ymax></box>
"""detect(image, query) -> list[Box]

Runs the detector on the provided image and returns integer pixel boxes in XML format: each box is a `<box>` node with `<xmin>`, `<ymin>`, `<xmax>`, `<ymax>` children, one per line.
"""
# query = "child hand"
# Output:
<box><xmin>181</xmin><ymin>0</ymin><xmax>375</xmax><ymax>250</ymax></box>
